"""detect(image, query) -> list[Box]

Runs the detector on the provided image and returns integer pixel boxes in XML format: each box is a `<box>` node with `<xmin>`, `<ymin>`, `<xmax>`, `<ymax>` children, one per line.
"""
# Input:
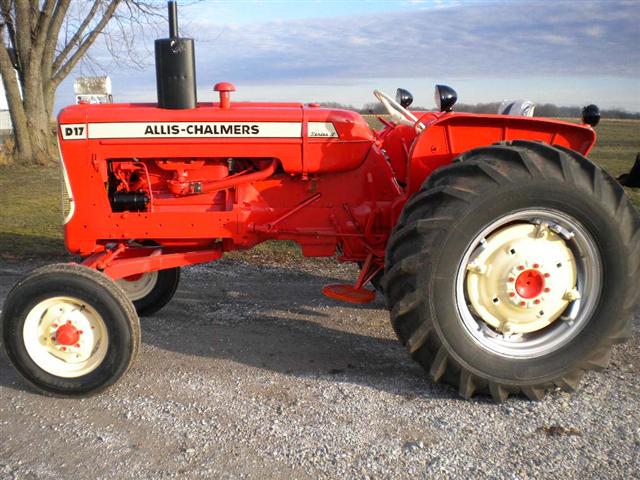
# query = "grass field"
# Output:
<box><xmin>0</xmin><ymin>118</ymin><xmax>638</xmax><ymax>259</ymax></box>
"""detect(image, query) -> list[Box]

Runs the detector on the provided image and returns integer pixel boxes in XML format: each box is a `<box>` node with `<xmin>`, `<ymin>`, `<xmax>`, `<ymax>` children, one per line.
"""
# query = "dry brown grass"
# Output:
<box><xmin>0</xmin><ymin>136</ymin><xmax>15</xmax><ymax>166</ymax></box>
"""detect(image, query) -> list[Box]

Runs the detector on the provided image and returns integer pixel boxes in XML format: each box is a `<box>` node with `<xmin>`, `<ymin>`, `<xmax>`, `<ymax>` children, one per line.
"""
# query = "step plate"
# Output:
<box><xmin>322</xmin><ymin>284</ymin><xmax>376</xmax><ymax>304</ymax></box>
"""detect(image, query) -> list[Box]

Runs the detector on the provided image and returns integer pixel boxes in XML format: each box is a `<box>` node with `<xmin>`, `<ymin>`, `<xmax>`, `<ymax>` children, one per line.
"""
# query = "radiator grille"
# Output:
<box><xmin>57</xmin><ymin>142</ymin><xmax>75</xmax><ymax>224</ymax></box>
<box><xmin>60</xmin><ymin>172</ymin><xmax>71</xmax><ymax>221</ymax></box>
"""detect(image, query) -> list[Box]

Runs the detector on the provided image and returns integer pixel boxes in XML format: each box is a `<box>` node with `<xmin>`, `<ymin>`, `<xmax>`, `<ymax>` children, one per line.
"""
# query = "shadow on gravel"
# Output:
<box><xmin>141</xmin><ymin>263</ymin><xmax>458</xmax><ymax>400</ymax></box>
<box><xmin>0</xmin><ymin>259</ymin><xmax>457</xmax><ymax>400</ymax></box>
<box><xmin>141</xmin><ymin>313</ymin><xmax>458</xmax><ymax>400</ymax></box>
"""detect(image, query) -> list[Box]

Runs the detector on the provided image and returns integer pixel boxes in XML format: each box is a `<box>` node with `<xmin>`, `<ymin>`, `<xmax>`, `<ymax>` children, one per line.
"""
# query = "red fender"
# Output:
<box><xmin>407</xmin><ymin>112</ymin><xmax>596</xmax><ymax>195</ymax></box>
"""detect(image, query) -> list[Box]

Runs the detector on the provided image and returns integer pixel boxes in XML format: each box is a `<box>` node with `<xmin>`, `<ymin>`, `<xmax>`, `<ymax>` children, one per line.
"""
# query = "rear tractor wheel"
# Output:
<box><xmin>384</xmin><ymin>140</ymin><xmax>640</xmax><ymax>401</ymax></box>
<box><xmin>1</xmin><ymin>264</ymin><xmax>140</xmax><ymax>396</ymax></box>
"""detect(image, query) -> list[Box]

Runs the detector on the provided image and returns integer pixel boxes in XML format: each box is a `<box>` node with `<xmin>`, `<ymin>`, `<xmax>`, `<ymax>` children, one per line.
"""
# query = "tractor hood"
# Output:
<box><xmin>57</xmin><ymin>102</ymin><xmax>375</xmax><ymax>175</ymax></box>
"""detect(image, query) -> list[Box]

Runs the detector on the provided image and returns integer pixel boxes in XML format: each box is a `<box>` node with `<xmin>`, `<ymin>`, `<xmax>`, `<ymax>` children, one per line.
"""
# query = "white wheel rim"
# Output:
<box><xmin>465</xmin><ymin>223</ymin><xmax>578</xmax><ymax>334</ymax></box>
<box><xmin>23</xmin><ymin>296</ymin><xmax>109</xmax><ymax>378</ymax></box>
<box><xmin>117</xmin><ymin>271</ymin><xmax>158</xmax><ymax>301</ymax></box>
<box><xmin>455</xmin><ymin>209</ymin><xmax>602</xmax><ymax>358</ymax></box>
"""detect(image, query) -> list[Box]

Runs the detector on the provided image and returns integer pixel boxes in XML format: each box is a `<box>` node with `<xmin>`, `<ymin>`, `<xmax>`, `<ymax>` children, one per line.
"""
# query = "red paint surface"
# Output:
<box><xmin>57</xmin><ymin>96</ymin><xmax>596</xmax><ymax>279</ymax></box>
<box><xmin>56</xmin><ymin>323</ymin><xmax>80</xmax><ymax>346</ymax></box>
<box><xmin>322</xmin><ymin>284</ymin><xmax>376</xmax><ymax>304</ymax></box>
<box><xmin>516</xmin><ymin>269</ymin><xmax>545</xmax><ymax>299</ymax></box>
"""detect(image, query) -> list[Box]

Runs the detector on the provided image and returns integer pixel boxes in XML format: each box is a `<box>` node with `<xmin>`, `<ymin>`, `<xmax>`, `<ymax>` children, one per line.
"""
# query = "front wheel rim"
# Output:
<box><xmin>455</xmin><ymin>208</ymin><xmax>602</xmax><ymax>359</ymax></box>
<box><xmin>116</xmin><ymin>271</ymin><xmax>158</xmax><ymax>301</ymax></box>
<box><xmin>23</xmin><ymin>296</ymin><xmax>109</xmax><ymax>378</ymax></box>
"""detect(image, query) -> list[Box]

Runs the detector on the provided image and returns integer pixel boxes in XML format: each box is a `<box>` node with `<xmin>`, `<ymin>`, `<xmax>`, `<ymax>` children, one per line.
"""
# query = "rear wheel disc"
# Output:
<box><xmin>456</xmin><ymin>208</ymin><xmax>602</xmax><ymax>358</ymax></box>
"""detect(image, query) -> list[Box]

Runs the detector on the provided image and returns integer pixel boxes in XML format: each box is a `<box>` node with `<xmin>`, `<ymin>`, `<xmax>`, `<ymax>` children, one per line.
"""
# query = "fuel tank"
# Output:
<box><xmin>58</xmin><ymin>101</ymin><xmax>375</xmax><ymax>175</ymax></box>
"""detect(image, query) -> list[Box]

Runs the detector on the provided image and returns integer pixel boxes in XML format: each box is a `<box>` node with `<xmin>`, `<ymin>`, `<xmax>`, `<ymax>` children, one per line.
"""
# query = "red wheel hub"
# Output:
<box><xmin>56</xmin><ymin>322</ymin><xmax>80</xmax><ymax>346</ymax></box>
<box><xmin>515</xmin><ymin>269</ymin><xmax>545</xmax><ymax>299</ymax></box>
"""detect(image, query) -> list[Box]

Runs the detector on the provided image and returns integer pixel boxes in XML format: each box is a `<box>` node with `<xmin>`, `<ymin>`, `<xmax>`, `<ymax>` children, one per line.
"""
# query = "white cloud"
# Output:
<box><xmin>55</xmin><ymin>0</ymin><xmax>640</xmax><ymax>111</ymax></box>
<box><xmin>188</xmin><ymin>0</ymin><xmax>639</xmax><ymax>83</ymax></box>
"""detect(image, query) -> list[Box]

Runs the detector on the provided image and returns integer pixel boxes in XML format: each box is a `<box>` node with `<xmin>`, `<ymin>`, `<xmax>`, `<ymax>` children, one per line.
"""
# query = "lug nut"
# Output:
<box><xmin>544</xmin><ymin>273</ymin><xmax>550</xmax><ymax>278</ymax></box>
<box><xmin>509</xmin><ymin>292</ymin><xmax>515</xmax><ymax>297</ymax></box>
<box><xmin>533</xmin><ymin>263</ymin><xmax>540</xmax><ymax>268</ymax></box>
<box><xmin>544</xmin><ymin>287</ymin><xmax>550</xmax><ymax>293</ymax></box>
<box><xmin>534</xmin><ymin>299</ymin><xmax>541</xmax><ymax>304</ymax></box>
<box><xmin>520</xmin><ymin>301</ymin><xmax>526</xmax><ymax>306</ymax></box>
<box><xmin>508</xmin><ymin>277</ymin><xmax>515</xmax><ymax>282</ymax></box>
<box><xmin>518</xmin><ymin>265</ymin><xmax>525</xmax><ymax>270</ymax></box>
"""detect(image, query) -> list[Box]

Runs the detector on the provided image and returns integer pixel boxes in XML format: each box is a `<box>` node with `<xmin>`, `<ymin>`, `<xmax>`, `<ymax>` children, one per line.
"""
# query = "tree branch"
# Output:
<box><xmin>0</xmin><ymin>26</ymin><xmax>30</xmax><ymax>155</ymax></box>
<box><xmin>28</xmin><ymin>0</ymin><xmax>39</xmax><ymax>32</ymax></box>
<box><xmin>41</xmin><ymin>0</ymin><xmax>70</xmax><ymax>80</ymax></box>
<box><xmin>0</xmin><ymin>30</ymin><xmax>22</xmax><ymax>112</ymax></box>
<box><xmin>13</xmin><ymin>0</ymin><xmax>31</xmax><ymax>69</ymax></box>
<box><xmin>51</xmin><ymin>0</ymin><xmax>102</xmax><ymax>74</ymax></box>
<box><xmin>1</xmin><ymin>1</ymin><xmax>22</xmax><ymax>76</ymax></box>
<box><xmin>30</xmin><ymin>0</ymin><xmax>56</xmax><ymax>61</ymax></box>
<box><xmin>50</xmin><ymin>0</ymin><xmax>121</xmax><ymax>88</ymax></box>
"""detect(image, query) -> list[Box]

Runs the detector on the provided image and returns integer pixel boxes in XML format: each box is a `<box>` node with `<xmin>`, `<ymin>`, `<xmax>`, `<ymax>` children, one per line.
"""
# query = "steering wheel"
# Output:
<box><xmin>373</xmin><ymin>89</ymin><xmax>425</xmax><ymax>132</ymax></box>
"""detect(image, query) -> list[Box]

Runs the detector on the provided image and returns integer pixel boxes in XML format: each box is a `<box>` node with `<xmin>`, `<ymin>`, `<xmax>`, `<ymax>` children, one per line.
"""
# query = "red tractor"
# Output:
<box><xmin>2</xmin><ymin>3</ymin><xmax>638</xmax><ymax>401</ymax></box>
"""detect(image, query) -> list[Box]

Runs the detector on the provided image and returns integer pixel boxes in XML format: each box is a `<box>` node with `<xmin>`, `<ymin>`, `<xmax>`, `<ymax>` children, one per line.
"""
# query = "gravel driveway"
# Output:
<box><xmin>1</xmin><ymin>256</ymin><xmax>638</xmax><ymax>479</ymax></box>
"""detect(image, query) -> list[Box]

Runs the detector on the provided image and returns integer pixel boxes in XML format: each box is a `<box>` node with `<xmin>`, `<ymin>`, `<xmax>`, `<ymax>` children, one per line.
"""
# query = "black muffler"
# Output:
<box><xmin>155</xmin><ymin>1</ymin><xmax>197</xmax><ymax>109</ymax></box>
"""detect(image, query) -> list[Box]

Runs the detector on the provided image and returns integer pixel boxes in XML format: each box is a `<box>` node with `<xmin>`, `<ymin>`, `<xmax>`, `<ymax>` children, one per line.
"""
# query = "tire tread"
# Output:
<box><xmin>384</xmin><ymin>141</ymin><xmax>640</xmax><ymax>401</ymax></box>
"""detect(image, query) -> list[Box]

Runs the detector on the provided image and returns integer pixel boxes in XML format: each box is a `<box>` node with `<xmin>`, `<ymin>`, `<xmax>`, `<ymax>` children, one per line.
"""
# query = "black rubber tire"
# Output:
<box><xmin>1</xmin><ymin>263</ymin><xmax>140</xmax><ymax>397</ymax></box>
<box><xmin>124</xmin><ymin>267</ymin><xmax>180</xmax><ymax>316</ymax></box>
<box><xmin>384</xmin><ymin>140</ymin><xmax>640</xmax><ymax>401</ymax></box>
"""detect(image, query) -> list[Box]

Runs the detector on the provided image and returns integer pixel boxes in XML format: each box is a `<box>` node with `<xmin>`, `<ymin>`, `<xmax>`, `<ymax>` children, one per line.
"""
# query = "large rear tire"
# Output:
<box><xmin>1</xmin><ymin>264</ymin><xmax>140</xmax><ymax>397</ymax></box>
<box><xmin>384</xmin><ymin>141</ymin><xmax>640</xmax><ymax>401</ymax></box>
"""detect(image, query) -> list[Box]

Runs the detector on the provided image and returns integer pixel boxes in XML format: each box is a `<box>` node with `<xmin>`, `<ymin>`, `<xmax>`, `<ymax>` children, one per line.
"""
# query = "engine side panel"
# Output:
<box><xmin>57</xmin><ymin>103</ymin><xmax>392</xmax><ymax>258</ymax></box>
<box><xmin>57</xmin><ymin>103</ymin><xmax>597</xmax><ymax>263</ymax></box>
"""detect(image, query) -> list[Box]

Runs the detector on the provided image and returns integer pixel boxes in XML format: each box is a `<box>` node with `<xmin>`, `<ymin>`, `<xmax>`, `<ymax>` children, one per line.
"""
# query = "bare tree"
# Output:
<box><xmin>0</xmin><ymin>1</ymin><xmax>159</xmax><ymax>164</ymax></box>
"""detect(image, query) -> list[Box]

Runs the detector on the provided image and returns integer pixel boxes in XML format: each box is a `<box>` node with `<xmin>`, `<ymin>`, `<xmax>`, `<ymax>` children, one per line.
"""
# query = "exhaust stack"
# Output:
<box><xmin>155</xmin><ymin>1</ymin><xmax>196</xmax><ymax>109</ymax></box>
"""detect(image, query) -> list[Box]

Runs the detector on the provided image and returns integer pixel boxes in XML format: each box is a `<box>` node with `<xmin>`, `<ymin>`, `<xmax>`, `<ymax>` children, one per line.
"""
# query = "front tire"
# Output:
<box><xmin>116</xmin><ymin>267</ymin><xmax>180</xmax><ymax>316</ymax></box>
<box><xmin>385</xmin><ymin>141</ymin><xmax>640</xmax><ymax>401</ymax></box>
<box><xmin>1</xmin><ymin>264</ymin><xmax>140</xmax><ymax>397</ymax></box>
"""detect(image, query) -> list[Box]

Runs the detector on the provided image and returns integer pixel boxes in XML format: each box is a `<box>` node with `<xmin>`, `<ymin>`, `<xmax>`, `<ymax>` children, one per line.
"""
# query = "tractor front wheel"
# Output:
<box><xmin>116</xmin><ymin>267</ymin><xmax>180</xmax><ymax>316</ymax></box>
<box><xmin>384</xmin><ymin>141</ymin><xmax>639</xmax><ymax>401</ymax></box>
<box><xmin>1</xmin><ymin>264</ymin><xmax>140</xmax><ymax>397</ymax></box>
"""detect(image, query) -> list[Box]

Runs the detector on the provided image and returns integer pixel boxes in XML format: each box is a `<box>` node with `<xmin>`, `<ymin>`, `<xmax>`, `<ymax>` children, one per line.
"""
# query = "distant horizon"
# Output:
<box><xmin>47</xmin><ymin>0</ymin><xmax>640</xmax><ymax>114</ymax></box>
<box><xmin>53</xmin><ymin>82</ymin><xmax>640</xmax><ymax>115</ymax></box>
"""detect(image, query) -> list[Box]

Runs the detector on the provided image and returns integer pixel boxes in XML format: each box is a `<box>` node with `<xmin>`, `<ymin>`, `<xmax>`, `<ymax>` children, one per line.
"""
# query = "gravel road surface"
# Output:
<box><xmin>1</xmin><ymin>257</ymin><xmax>639</xmax><ymax>479</ymax></box>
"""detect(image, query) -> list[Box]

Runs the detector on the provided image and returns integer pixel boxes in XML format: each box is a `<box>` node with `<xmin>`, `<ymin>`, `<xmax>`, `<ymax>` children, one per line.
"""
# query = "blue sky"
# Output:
<box><xmin>58</xmin><ymin>0</ymin><xmax>640</xmax><ymax>111</ymax></box>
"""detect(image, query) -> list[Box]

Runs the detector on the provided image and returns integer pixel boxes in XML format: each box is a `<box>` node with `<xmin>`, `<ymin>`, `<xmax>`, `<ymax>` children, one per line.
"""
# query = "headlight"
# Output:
<box><xmin>434</xmin><ymin>84</ymin><xmax>457</xmax><ymax>112</ymax></box>
<box><xmin>395</xmin><ymin>88</ymin><xmax>413</xmax><ymax>108</ymax></box>
<box><xmin>582</xmin><ymin>104</ymin><xmax>600</xmax><ymax>127</ymax></box>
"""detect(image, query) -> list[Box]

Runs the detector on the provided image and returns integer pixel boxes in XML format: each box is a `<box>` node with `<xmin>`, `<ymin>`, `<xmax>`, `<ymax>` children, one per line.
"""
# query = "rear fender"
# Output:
<box><xmin>407</xmin><ymin>113</ymin><xmax>596</xmax><ymax>195</ymax></box>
